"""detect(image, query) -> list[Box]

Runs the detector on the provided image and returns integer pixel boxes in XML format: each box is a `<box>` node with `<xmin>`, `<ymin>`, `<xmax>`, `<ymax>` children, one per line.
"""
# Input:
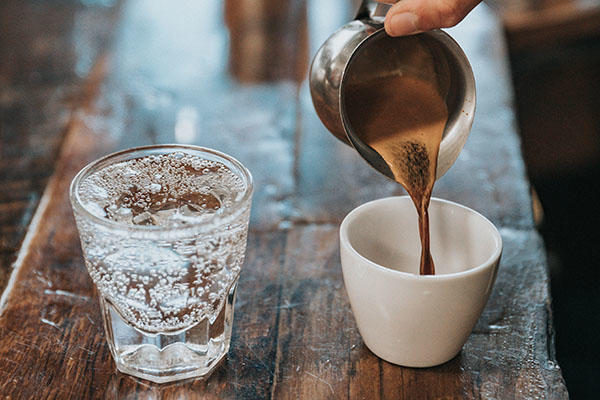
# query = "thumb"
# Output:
<box><xmin>384</xmin><ymin>0</ymin><xmax>481</xmax><ymax>36</ymax></box>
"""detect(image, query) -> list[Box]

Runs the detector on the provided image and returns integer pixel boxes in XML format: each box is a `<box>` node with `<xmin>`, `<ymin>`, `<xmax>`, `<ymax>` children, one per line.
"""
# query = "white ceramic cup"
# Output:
<box><xmin>339</xmin><ymin>196</ymin><xmax>502</xmax><ymax>367</ymax></box>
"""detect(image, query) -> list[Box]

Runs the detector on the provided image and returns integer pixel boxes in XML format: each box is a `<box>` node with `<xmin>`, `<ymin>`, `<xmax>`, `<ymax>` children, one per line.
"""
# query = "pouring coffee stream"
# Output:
<box><xmin>309</xmin><ymin>0</ymin><xmax>476</xmax><ymax>275</ymax></box>
<box><xmin>344</xmin><ymin>72</ymin><xmax>449</xmax><ymax>275</ymax></box>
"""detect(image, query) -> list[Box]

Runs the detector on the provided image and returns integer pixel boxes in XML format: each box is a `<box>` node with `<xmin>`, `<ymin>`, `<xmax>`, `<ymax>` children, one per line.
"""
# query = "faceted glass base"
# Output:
<box><xmin>99</xmin><ymin>283</ymin><xmax>237</xmax><ymax>383</ymax></box>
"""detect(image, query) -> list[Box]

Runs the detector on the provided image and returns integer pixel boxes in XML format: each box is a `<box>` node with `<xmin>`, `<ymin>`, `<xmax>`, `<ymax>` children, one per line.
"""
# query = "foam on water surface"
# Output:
<box><xmin>78</xmin><ymin>152</ymin><xmax>244</xmax><ymax>227</ymax></box>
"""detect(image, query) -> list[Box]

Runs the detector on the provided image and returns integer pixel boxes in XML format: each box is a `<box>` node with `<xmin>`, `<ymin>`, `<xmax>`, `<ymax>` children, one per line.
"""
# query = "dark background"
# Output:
<box><xmin>503</xmin><ymin>1</ymin><xmax>600</xmax><ymax>397</ymax></box>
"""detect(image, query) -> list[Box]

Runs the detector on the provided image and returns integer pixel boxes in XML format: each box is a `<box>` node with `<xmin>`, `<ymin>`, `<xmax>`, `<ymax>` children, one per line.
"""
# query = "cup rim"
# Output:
<box><xmin>69</xmin><ymin>144</ymin><xmax>254</xmax><ymax>233</ymax></box>
<box><xmin>339</xmin><ymin>196</ymin><xmax>502</xmax><ymax>280</ymax></box>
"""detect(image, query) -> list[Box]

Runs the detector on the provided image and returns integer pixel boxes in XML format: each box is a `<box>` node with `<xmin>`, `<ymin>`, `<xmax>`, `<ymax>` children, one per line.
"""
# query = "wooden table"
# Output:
<box><xmin>0</xmin><ymin>0</ymin><xmax>568</xmax><ymax>398</ymax></box>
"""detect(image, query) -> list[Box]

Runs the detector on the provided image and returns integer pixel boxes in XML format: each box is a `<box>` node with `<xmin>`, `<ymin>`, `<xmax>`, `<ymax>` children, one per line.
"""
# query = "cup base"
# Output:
<box><xmin>364</xmin><ymin>340</ymin><xmax>460</xmax><ymax>368</ymax></box>
<box><xmin>100</xmin><ymin>283</ymin><xmax>237</xmax><ymax>383</ymax></box>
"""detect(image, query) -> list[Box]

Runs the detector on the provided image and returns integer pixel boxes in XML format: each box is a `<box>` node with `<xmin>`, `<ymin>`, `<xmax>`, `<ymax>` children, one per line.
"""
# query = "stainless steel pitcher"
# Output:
<box><xmin>309</xmin><ymin>0</ymin><xmax>476</xmax><ymax>180</ymax></box>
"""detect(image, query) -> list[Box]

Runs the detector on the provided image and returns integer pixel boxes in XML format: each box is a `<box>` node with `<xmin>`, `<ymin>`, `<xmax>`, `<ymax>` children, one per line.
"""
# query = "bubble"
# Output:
<box><xmin>76</xmin><ymin>152</ymin><xmax>249</xmax><ymax>332</ymax></box>
<box><xmin>79</xmin><ymin>152</ymin><xmax>244</xmax><ymax>227</ymax></box>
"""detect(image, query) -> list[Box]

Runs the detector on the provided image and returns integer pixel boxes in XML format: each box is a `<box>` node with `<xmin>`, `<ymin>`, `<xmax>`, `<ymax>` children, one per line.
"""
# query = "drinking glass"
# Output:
<box><xmin>70</xmin><ymin>145</ymin><xmax>253</xmax><ymax>383</ymax></box>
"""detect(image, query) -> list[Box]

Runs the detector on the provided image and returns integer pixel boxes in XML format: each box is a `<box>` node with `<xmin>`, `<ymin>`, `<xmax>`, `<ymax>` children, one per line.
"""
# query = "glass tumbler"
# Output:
<box><xmin>70</xmin><ymin>145</ymin><xmax>253</xmax><ymax>383</ymax></box>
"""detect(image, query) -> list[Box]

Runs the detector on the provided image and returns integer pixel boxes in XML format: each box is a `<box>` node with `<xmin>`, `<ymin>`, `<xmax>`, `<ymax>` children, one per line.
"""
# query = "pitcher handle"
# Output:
<box><xmin>354</xmin><ymin>0</ymin><xmax>394</xmax><ymax>22</ymax></box>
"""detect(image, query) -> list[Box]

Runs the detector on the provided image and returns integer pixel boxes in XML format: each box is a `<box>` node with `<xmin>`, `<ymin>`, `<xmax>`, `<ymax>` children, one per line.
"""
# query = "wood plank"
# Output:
<box><xmin>0</xmin><ymin>0</ymin><xmax>119</xmax><ymax>292</ymax></box>
<box><xmin>272</xmin><ymin>225</ymin><xmax>354</xmax><ymax>399</ymax></box>
<box><xmin>0</xmin><ymin>115</ymin><xmax>114</xmax><ymax>399</ymax></box>
<box><xmin>0</xmin><ymin>88</ymin><xmax>72</xmax><ymax>282</ymax></box>
<box><xmin>462</xmin><ymin>228</ymin><xmax>567</xmax><ymax>399</ymax></box>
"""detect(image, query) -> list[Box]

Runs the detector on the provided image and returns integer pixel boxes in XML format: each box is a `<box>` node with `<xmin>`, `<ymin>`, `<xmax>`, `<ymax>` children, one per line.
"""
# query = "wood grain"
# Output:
<box><xmin>0</xmin><ymin>0</ymin><xmax>118</xmax><ymax>292</ymax></box>
<box><xmin>0</xmin><ymin>0</ymin><xmax>567</xmax><ymax>398</ymax></box>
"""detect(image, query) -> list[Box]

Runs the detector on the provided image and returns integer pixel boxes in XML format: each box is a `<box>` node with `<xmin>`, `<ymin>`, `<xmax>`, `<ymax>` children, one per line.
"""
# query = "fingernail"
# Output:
<box><xmin>386</xmin><ymin>12</ymin><xmax>419</xmax><ymax>36</ymax></box>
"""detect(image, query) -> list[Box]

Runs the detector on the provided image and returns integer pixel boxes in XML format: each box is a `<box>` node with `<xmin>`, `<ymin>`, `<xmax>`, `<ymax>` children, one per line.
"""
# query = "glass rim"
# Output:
<box><xmin>69</xmin><ymin>144</ymin><xmax>253</xmax><ymax>233</ymax></box>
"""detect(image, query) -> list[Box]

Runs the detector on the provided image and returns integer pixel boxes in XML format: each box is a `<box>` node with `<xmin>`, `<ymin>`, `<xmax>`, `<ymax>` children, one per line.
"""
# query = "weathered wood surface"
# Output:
<box><xmin>0</xmin><ymin>0</ymin><xmax>118</xmax><ymax>292</ymax></box>
<box><xmin>0</xmin><ymin>0</ymin><xmax>567</xmax><ymax>398</ymax></box>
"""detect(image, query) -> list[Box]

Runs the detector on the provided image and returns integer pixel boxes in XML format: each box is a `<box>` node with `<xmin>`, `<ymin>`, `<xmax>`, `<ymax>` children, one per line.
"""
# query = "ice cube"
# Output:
<box><xmin>180</xmin><ymin>204</ymin><xmax>205</xmax><ymax>216</ymax></box>
<box><xmin>112</xmin><ymin>206</ymin><xmax>133</xmax><ymax>224</ymax></box>
<box><xmin>132</xmin><ymin>211</ymin><xmax>155</xmax><ymax>225</ymax></box>
<box><xmin>83</xmin><ymin>201</ymin><xmax>108</xmax><ymax>219</ymax></box>
<box><xmin>151</xmin><ymin>209</ymin><xmax>178</xmax><ymax>226</ymax></box>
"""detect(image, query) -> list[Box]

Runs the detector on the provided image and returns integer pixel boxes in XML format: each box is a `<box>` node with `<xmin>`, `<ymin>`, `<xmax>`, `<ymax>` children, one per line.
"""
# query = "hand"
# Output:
<box><xmin>382</xmin><ymin>0</ymin><xmax>482</xmax><ymax>36</ymax></box>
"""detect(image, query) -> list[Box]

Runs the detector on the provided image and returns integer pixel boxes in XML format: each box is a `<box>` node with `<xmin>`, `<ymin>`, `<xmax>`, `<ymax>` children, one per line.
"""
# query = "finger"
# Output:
<box><xmin>384</xmin><ymin>0</ymin><xmax>481</xmax><ymax>36</ymax></box>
